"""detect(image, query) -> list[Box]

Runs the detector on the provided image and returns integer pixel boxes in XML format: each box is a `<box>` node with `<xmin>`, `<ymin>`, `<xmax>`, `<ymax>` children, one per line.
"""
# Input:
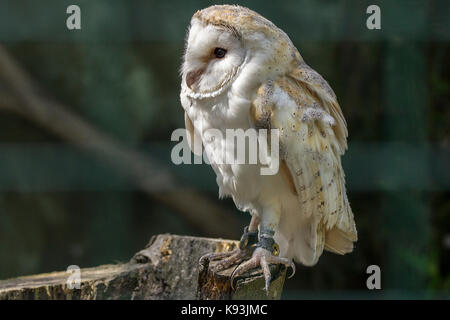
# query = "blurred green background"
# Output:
<box><xmin>0</xmin><ymin>0</ymin><xmax>449</xmax><ymax>299</ymax></box>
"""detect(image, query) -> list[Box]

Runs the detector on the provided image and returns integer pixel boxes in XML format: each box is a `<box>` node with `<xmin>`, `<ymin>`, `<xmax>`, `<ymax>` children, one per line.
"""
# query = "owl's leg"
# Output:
<box><xmin>198</xmin><ymin>215</ymin><xmax>260</xmax><ymax>272</ymax></box>
<box><xmin>230</xmin><ymin>207</ymin><xmax>295</xmax><ymax>293</ymax></box>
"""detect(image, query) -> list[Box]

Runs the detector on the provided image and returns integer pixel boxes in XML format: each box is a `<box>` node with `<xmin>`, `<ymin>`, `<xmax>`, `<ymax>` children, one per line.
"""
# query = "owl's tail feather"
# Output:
<box><xmin>324</xmin><ymin>227</ymin><xmax>355</xmax><ymax>255</ymax></box>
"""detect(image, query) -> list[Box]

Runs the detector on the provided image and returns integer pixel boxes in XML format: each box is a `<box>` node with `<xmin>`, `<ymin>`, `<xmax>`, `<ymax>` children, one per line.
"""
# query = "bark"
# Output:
<box><xmin>0</xmin><ymin>234</ymin><xmax>286</xmax><ymax>300</ymax></box>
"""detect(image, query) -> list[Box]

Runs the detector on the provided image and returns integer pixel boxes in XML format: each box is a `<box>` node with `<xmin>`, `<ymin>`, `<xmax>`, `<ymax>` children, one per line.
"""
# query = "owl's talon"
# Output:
<box><xmin>230</xmin><ymin>247</ymin><xmax>294</xmax><ymax>292</ymax></box>
<box><xmin>200</xmin><ymin>224</ymin><xmax>258</xmax><ymax>269</ymax></box>
<box><xmin>199</xmin><ymin>247</ymin><xmax>254</xmax><ymax>273</ymax></box>
<box><xmin>239</xmin><ymin>226</ymin><xmax>258</xmax><ymax>250</ymax></box>
<box><xmin>212</xmin><ymin>248</ymin><xmax>251</xmax><ymax>273</ymax></box>
<box><xmin>199</xmin><ymin>250</ymin><xmax>234</xmax><ymax>266</ymax></box>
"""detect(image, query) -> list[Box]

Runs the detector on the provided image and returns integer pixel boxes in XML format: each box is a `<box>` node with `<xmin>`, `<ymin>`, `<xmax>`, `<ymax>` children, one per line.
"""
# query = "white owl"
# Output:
<box><xmin>180</xmin><ymin>5</ymin><xmax>357</xmax><ymax>291</ymax></box>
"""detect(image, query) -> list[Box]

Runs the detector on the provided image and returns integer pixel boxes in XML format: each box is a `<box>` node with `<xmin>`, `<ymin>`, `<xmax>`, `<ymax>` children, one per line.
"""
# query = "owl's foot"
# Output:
<box><xmin>201</xmin><ymin>247</ymin><xmax>252</xmax><ymax>273</ymax></box>
<box><xmin>199</xmin><ymin>226</ymin><xmax>258</xmax><ymax>271</ymax></box>
<box><xmin>230</xmin><ymin>239</ymin><xmax>295</xmax><ymax>293</ymax></box>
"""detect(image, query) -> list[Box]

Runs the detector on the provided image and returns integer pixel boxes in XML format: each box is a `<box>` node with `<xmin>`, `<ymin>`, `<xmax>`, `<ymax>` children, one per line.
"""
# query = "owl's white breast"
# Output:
<box><xmin>181</xmin><ymin>84</ymin><xmax>288</xmax><ymax>214</ymax></box>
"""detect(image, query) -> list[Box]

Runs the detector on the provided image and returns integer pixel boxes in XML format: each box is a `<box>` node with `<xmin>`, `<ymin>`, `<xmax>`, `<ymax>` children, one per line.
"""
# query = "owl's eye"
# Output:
<box><xmin>213</xmin><ymin>47</ymin><xmax>227</xmax><ymax>59</ymax></box>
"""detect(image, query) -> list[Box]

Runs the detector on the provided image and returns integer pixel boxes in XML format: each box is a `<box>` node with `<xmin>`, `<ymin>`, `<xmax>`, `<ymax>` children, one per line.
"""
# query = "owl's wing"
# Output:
<box><xmin>250</xmin><ymin>62</ymin><xmax>357</xmax><ymax>256</ymax></box>
<box><xmin>184</xmin><ymin>112</ymin><xmax>203</xmax><ymax>156</ymax></box>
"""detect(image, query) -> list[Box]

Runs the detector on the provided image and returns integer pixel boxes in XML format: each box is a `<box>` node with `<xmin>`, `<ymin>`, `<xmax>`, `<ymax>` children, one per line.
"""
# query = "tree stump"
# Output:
<box><xmin>0</xmin><ymin>234</ymin><xmax>286</xmax><ymax>300</ymax></box>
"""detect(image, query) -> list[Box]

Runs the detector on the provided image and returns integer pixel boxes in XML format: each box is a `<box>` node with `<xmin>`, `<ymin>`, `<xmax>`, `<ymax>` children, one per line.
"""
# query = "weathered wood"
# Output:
<box><xmin>198</xmin><ymin>255</ymin><xmax>286</xmax><ymax>300</ymax></box>
<box><xmin>0</xmin><ymin>234</ymin><xmax>286</xmax><ymax>300</ymax></box>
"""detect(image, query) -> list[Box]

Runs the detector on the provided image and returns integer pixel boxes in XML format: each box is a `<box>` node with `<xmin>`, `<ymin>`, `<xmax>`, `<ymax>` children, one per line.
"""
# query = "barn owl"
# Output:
<box><xmin>180</xmin><ymin>5</ymin><xmax>357</xmax><ymax>291</ymax></box>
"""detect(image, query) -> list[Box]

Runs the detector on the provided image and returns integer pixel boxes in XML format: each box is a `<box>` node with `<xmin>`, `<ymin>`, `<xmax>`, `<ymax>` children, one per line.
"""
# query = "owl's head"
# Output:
<box><xmin>181</xmin><ymin>5</ymin><xmax>302</xmax><ymax>99</ymax></box>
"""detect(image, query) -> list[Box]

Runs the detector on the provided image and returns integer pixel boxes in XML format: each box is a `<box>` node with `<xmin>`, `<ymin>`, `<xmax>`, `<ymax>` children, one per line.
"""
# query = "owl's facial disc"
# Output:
<box><xmin>182</xmin><ymin>21</ymin><xmax>245</xmax><ymax>98</ymax></box>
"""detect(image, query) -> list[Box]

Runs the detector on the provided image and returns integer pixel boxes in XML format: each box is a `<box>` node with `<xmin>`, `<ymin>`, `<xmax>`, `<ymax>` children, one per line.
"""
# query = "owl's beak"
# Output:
<box><xmin>186</xmin><ymin>68</ymin><xmax>204</xmax><ymax>90</ymax></box>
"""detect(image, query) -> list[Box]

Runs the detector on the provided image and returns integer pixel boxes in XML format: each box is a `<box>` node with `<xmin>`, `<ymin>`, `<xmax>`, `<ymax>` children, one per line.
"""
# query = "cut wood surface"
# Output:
<box><xmin>0</xmin><ymin>234</ymin><xmax>286</xmax><ymax>300</ymax></box>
